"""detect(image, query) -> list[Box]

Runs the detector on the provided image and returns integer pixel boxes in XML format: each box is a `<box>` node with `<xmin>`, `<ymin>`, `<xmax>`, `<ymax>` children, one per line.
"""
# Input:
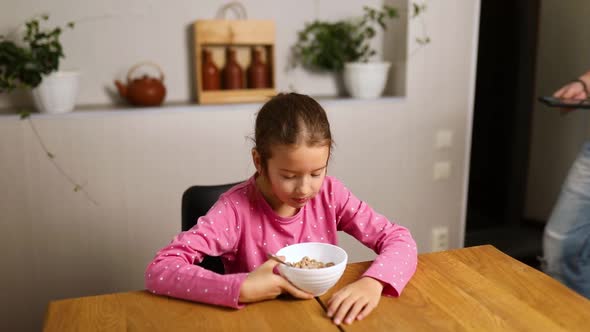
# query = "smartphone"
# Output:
<box><xmin>538</xmin><ymin>96</ymin><xmax>590</xmax><ymax>109</ymax></box>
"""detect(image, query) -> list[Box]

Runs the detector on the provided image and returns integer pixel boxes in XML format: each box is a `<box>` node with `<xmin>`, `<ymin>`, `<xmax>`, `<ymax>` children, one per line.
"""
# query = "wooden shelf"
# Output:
<box><xmin>199</xmin><ymin>88</ymin><xmax>275</xmax><ymax>104</ymax></box>
<box><xmin>0</xmin><ymin>97</ymin><xmax>406</xmax><ymax>118</ymax></box>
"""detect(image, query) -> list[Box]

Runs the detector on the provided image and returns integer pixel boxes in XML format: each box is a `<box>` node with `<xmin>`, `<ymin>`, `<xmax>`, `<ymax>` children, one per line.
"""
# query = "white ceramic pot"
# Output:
<box><xmin>32</xmin><ymin>71</ymin><xmax>80</xmax><ymax>114</ymax></box>
<box><xmin>343</xmin><ymin>62</ymin><xmax>391</xmax><ymax>99</ymax></box>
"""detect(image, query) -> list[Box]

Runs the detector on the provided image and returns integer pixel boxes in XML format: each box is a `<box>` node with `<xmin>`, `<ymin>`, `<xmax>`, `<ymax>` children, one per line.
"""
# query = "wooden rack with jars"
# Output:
<box><xmin>193</xmin><ymin>20</ymin><xmax>276</xmax><ymax>104</ymax></box>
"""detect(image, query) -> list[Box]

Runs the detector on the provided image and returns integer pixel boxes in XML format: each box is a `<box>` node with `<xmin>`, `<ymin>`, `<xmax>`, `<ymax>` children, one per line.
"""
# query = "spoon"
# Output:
<box><xmin>267</xmin><ymin>253</ymin><xmax>290</xmax><ymax>266</ymax></box>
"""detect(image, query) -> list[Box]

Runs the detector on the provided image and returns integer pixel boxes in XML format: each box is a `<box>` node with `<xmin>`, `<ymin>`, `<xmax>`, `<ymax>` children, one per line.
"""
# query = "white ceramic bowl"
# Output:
<box><xmin>276</xmin><ymin>242</ymin><xmax>348</xmax><ymax>296</ymax></box>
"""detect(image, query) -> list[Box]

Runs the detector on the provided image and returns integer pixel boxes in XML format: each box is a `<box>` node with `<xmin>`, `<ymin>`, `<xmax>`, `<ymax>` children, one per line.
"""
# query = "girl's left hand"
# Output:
<box><xmin>326</xmin><ymin>277</ymin><xmax>384</xmax><ymax>325</ymax></box>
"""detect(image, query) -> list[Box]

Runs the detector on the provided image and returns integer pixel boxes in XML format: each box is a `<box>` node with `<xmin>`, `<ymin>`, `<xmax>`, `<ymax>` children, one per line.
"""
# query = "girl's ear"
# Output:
<box><xmin>252</xmin><ymin>148</ymin><xmax>262</xmax><ymax>173</ymax></box>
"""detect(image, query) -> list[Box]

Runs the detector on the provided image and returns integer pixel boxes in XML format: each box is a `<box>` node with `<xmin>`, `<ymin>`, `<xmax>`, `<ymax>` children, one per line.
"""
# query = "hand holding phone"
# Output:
<box><xmin>538</xmin><ymin>96</ymin><xmax>590</xmax><ymax>109</ymax></box>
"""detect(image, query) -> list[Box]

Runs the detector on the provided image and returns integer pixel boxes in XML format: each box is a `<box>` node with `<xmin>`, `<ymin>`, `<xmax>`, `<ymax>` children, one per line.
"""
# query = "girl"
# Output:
<box><xmin>145</xmin><ymin>93</ymin><xmax>417</xmax><ymax>325</ymax></box>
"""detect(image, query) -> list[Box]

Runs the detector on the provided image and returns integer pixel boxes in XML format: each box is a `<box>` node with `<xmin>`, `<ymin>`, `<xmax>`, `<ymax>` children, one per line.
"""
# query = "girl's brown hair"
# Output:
<box><xmin>254</xmin><ymin>93</ymin><xmax>333</xmax><ymax>172</ymax></box>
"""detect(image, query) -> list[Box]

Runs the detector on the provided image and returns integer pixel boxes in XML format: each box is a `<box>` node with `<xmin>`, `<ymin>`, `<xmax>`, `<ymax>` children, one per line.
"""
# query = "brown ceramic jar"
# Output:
<box><xmin>247</xmin><ymin>47</ymin><xmax>269</xmax><ymax>89</ymax></box>
<box><xmin>202</xmin><ymin>49</ymin><xmax>220</xmax><ymax>90</ymax></box>
<box><xmin>222</xmin><ymin>48</ymin><xmax>244</xmax><ymax>90</ymax></box>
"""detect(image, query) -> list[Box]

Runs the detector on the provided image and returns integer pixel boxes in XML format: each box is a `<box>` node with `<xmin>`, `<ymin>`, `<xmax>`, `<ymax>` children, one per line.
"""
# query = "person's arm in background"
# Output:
<box><xmin>552</xmin><ymin>70</ymin><xmax>590</xmax><ymax>114</ymax></box>
<box><xmin>554</xmin><ymin>70</ymin><xmax>590</xmax><ymax>99</ymax></box>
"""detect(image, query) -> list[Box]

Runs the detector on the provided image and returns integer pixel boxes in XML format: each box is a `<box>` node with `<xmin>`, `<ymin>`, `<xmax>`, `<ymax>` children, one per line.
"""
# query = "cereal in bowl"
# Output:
<box><xmin>288</xmin><ymin>256</ymin><xmax>335</xmax><ymax>269</ymax></box>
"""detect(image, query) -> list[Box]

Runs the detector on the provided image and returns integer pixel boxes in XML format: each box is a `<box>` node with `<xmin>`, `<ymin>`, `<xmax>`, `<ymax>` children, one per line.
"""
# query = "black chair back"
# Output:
<box><xmin>181</xmin><ymin>181</ymin><xmax>242</xmax><ymax>274</ymax></box>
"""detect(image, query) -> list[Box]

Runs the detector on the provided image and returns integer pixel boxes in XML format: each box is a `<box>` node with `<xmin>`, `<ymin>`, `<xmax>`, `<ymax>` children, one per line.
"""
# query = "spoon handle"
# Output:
<box><xmin>267</xmin><ymin>253</ymin><xmax>289</xmax><ymax>266</ymax></box>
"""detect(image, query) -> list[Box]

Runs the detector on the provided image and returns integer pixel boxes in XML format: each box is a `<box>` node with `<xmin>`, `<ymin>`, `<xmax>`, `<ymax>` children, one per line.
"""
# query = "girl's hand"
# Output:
<box><xmin>239</xmin><ymin>256</ymin><xmax>314</xmax><ymax>303</ymax></box>
<box><xmin>326</xmin><ymin>277</ymin><xmax>384</xmax><ymax>325</ymax></box>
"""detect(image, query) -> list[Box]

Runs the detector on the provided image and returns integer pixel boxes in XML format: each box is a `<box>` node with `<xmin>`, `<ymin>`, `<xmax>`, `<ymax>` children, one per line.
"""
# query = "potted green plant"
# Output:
<box><xmin>293</xmin><ymin>5</ymin><xmax>398</xmax><ymax>71</ymax></box>
<box><xmin>292</xmin><ymin>4</ymin><xmax>427</xmax><ymax>98</ymax></box>
<box><xmin>0</xmin><ymin>15</ymin><xmax>79</xmax><ymax>113</ymax></box>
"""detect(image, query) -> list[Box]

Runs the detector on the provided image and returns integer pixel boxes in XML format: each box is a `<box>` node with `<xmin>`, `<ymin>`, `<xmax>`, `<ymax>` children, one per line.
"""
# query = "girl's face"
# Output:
<box><xmin>254</xmin><ymin>143</ymin><xmax>330</xmax><ymax>217</ymax></box>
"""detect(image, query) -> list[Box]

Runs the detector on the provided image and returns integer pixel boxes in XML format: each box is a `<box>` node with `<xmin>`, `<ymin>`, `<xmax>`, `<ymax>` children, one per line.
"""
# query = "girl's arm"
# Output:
<box><xmin>145</xmin><ymin>196</ymin><xmax>247</xmax><ymax>308</ymax></box>
<box><xmin>331</xmin><ymin>178</ymin><xmax>418</xmax><ymax>296</ymax></box>
<box><xmin>324</xmin><ymin>177</ymin><xmax>418</xmax><ymax>324</ymax></box>
<box><xmin>145</xmin><ymin>194</ymin><xmax>314</xmax><ymax>308</ymax></box>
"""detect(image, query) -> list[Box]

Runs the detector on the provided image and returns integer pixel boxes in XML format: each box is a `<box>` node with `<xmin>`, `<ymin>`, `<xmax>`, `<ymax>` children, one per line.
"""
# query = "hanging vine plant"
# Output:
<box><xmin>18</xmin><ymin>110</ymin><xmax>98</xmax><ymax>205</ymax></box>
<box><xmin>1</xmin><ymin>15</ymin><xmax>97</xmax><ymax>205</ymax></box>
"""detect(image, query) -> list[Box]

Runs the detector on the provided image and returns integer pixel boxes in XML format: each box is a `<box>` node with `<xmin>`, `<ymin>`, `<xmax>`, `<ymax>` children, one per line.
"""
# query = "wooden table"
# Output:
<box><xmin>319</xmin><ymin>245</ymin><xmax>590</xmax><ymax>331</ymax></box>
<box><xmin>44</xmin><ymin>245</ymin><xmax>590</xmax><ymax>331</ymax></box>
<box><xmin>43</xmin><ymin>289</ymin><xmax>332</xmax><ymax>331</ymax></box>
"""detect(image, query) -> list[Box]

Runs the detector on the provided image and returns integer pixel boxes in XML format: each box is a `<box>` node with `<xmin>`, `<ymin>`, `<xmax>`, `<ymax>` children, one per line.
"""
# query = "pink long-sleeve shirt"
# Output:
<box><xmin>145</xmin><ymin>175</ymin><xmax>417</xmax><ymax>308</ymax></box>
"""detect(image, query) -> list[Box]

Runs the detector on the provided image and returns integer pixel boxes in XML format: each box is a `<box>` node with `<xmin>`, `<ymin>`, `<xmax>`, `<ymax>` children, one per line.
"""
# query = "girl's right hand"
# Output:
<box><xmin>238</xmin><ymin>256</ymin><xmax>315</xmax><ymax>303</ymax></box>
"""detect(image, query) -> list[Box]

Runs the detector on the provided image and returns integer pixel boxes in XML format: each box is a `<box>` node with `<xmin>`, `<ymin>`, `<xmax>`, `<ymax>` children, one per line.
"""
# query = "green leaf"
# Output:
<box><xmin>416</xmin><ymin>37</ymin><xmax>431</xmax><ymax>45</ymax></box>
<box><xmin>377</xmin><ymin>17</ymin><xmax>386</xmax><ymax>30</ymax></box>
<box><xmin>386</xmin><ymin>6</ymin><xmax>398</xmax><ymax>18</ymax></box>
<box><xmin>19</xmin><ymin>111</ymin><xmax>31</xmax><ymax>119</ymax></box>
<box><xmin>413</xmin><ymin>3</ymin><xmax>427</xmax><ymax>18</ymax></box>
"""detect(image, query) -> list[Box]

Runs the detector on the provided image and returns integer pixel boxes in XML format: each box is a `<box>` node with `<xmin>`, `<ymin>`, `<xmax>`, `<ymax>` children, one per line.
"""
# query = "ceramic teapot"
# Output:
<box><xmin>115</xmin><ymin>62</ymin><xmax>166</xmax><ymax>106</ymax></box>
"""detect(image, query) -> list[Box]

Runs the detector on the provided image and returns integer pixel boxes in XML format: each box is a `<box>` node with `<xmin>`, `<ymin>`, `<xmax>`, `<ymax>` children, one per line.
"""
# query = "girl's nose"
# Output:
<box><xmin>296</xmin><ymin>177</ymin><xmax>312</xmax><ymax>196</ymax></box>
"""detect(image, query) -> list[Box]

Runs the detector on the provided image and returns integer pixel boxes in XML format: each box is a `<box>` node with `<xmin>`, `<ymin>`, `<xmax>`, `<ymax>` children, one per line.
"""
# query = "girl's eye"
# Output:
<box><xmin>282</xmin><ymin>175</ymin><xmax>296</xmax><ymax>180</ymax></box>
<box><xmin>311</xmin><ymin>173</ymin><xmax>322</xmax><ymax>177</ymax></box>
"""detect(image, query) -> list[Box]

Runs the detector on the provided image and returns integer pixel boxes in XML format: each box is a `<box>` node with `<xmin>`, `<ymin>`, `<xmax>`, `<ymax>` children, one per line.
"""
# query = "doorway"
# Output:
<box><xmin>465</xmin><ymin>0</ymin><xmax>543</xmax><ymax>268</ymax></box>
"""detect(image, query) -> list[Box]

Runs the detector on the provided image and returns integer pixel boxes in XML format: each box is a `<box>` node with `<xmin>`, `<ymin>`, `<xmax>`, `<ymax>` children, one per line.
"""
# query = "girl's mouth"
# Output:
<box><xmin>293</xmin><ymin>197</ymin><xmax>308</xmax><ymax>204</ymax></box>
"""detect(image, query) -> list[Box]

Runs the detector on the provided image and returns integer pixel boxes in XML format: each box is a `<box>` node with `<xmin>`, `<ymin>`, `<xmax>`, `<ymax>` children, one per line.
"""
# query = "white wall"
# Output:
<box><xmin>525</xmin><ymin>2</ymin><xmax>590</xmax><ymax>220</ymax></box>
<box><xmin>0</xmin><ymin>1</ymin><xmax>480</xmax><ymax>331</ymax></box>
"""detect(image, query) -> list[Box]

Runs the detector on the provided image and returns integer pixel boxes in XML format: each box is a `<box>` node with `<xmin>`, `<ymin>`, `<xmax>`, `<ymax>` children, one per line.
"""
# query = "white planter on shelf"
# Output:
<box><xmin>343</xmin><ymin>61</ymin><xmax>391</xmax><ymax>99</ymax></box>
<box><xmin>31</xmin><ymin>71</ymin><xmax>81</xmax><ymax>114</ymax></box>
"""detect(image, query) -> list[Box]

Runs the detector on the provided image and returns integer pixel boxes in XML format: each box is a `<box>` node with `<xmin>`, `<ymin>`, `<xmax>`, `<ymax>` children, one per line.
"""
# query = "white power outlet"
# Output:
<box><xmin>431</xmin><ymin>226</ymin><xmax>449</xmax><ymax>252</ymax></box>
<box><xmin>435</xmin><ymin>130</ymin><xmax>454</xmax><ymax>149</ymax></box>
<box><xmin>433</xmin><ymin>161</ymin><xmax>452</xmax><ymax>181</ymax></box>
